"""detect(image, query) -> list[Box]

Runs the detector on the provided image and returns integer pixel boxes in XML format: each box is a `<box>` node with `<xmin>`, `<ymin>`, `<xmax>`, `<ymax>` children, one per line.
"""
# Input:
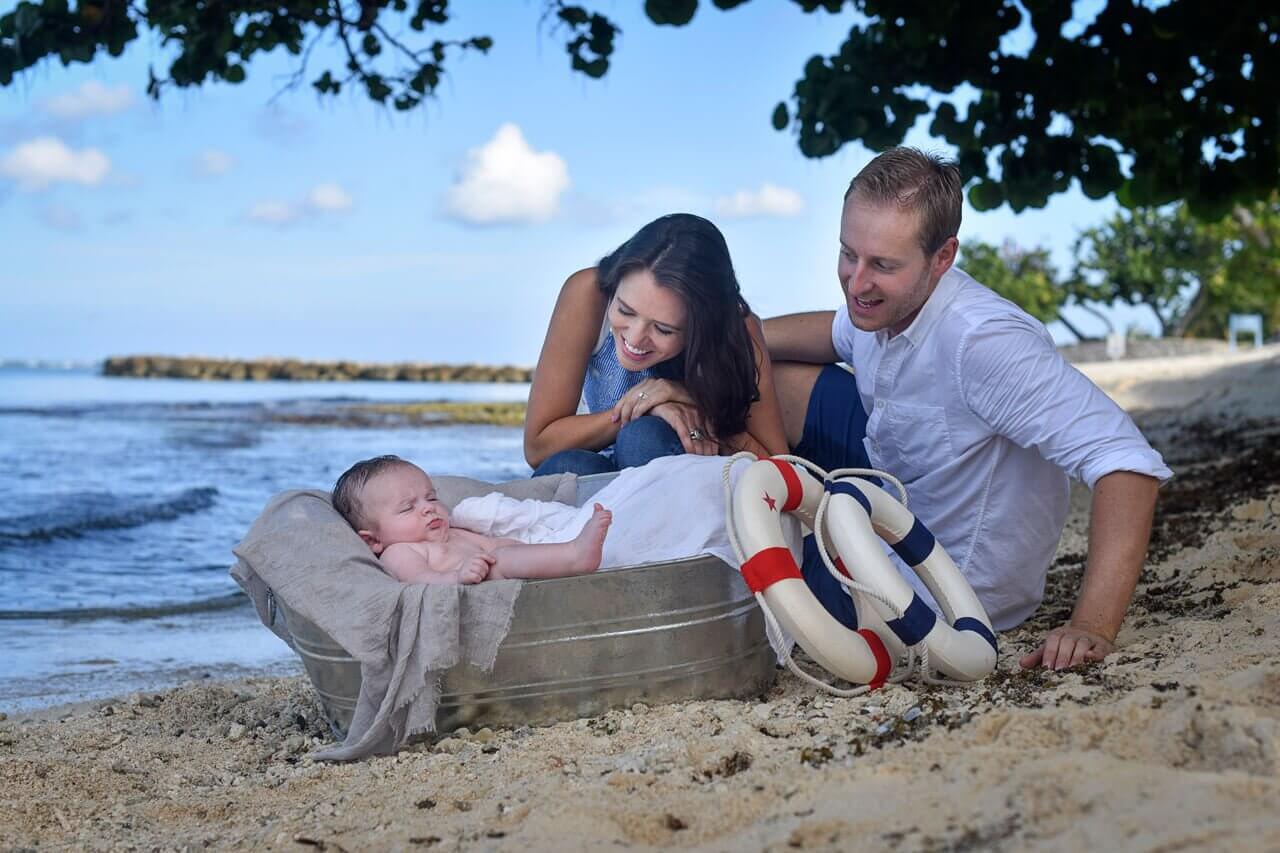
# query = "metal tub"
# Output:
<box><xmin>279</xmin><ymin>473</ymin><xmax>776</xmax><ymax>737</ymax></box>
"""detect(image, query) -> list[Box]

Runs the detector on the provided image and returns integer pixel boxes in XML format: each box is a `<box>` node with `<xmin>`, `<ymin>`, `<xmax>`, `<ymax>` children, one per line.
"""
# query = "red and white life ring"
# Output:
<box><xmin>729</xmin><ymin>457</ymin><xmax>997</xmax><ymax>687</ymax></box>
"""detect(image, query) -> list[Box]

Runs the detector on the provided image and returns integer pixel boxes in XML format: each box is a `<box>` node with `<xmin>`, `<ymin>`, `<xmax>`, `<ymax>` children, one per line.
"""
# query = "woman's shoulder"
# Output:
<box><xmin>562</xmin><ymin>267</ymin><xmax>601</xmax><ymax>297</ymax></box>
<box><xmin>549</xmin><ymin>267</ymin><xmax>609</xmax><ymax>331</ymax></box>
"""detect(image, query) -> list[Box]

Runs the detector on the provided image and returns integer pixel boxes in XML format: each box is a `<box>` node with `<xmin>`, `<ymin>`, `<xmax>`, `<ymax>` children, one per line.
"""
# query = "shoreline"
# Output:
<box><xmin>4</xmin><ymin>348</ymin><xmax>1279</xmax><ymax>849</ymax></box>
<box><xmin>101</xmin><ymin>355</ymin><xmax>535</xmax><ymax>383</ymax></box>
<box><xmin>95</xmin><ymin>338</ymin><xmax>1264</xmax><ymax>384</ymax></box>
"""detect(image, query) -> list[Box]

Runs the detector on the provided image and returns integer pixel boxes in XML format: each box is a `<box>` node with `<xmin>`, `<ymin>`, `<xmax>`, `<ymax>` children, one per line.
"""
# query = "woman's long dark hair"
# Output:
<box><xmin>597</xmin><ymin>213</ymin><xmax>758</xmax><ymax>441</ymax></box>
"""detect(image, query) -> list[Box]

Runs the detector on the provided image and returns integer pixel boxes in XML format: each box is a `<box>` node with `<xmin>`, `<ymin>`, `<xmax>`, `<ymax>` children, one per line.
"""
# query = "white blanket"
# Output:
<box><xmin>452</xmin><ymin>454</ymin><xmax>802</xmax><ymax>574</ymax></box>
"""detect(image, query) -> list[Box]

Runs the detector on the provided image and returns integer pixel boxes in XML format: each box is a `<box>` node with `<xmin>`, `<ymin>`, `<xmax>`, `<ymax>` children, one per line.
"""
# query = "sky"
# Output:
<box><xmin>0</xmin><ymin>2</ymin><xmax>1157</xmax><ymax>365</ymax></box>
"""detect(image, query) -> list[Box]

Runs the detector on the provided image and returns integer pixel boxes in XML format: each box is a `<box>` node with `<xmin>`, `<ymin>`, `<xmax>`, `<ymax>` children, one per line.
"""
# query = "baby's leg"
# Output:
<box><xmin>487</xmin><ymin>504</ymin><xmax>612</xmax><ymax>579</ymax></box>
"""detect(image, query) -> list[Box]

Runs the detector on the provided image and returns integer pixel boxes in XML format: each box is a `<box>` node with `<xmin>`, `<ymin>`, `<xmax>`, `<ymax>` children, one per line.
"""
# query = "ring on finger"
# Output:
<box><xmin>636</xmin><ymin>391</ymin><xmax>648</xmax><ymax>400</ymax></box>
<box><xmin>688</xmin><ymin>428</ymin><xmax>704</xmax><ymax>441</ymax></box>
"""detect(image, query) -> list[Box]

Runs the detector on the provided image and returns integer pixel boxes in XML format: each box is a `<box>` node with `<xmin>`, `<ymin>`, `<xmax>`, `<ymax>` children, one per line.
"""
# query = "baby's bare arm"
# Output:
<box><xmin>381</xmin><ymin>542</ymin><xmax>487</xmax><ymax>585</ymax></box>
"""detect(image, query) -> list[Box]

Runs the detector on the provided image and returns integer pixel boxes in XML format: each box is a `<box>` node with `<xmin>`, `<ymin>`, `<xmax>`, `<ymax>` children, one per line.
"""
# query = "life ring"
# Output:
<box><xmin>819</xmin><ymin>477</ymin><xmax>998</xmax><ymax>682</ymax></box>
<box><xmin>729</xmin><ymin>458</ymin><xmax>997</xmax><ymax>686</ymax></box>
<box><xmin>730</xmin><ymin>458</ymin><xmax>900</xmax><ymax>687</ymax></box>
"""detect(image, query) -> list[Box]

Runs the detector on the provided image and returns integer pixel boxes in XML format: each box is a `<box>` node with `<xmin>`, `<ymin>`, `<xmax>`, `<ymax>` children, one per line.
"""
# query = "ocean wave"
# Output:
<box><xmin>0</xmin><ymin>591</ymin><xmax>248</xmax><ymax>622</ymax></box>
<box><xmin>0</xmin><ymin>486</ymin><xmax>219</xmax><ymax>545</ymax></box>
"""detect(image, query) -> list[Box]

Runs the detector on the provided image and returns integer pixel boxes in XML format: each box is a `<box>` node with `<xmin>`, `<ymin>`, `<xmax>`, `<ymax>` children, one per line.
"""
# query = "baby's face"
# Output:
<box><xmin>357</xmin><ymin>464</ymin><xmax>451</xmax><ymax>554</ymax></box>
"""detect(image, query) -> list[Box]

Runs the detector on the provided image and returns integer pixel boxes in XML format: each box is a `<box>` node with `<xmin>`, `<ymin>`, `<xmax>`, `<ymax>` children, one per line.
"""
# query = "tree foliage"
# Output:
<box><xmin>3</xmin><ymin>1</ymin><xmax>1276</xmax><ymax>216</ymax></box>
<box><xmin>0</xmin><ymin>0</ymin><xmax>616</xmax><ymax>113</ymax></box>
<box><xmin>779</xmin><ymin>2</ymin><xmax>1279</xmax><ymax>220</ymax></box>
<box><xmin>1071</xmin><ymin>205</ymin><xmax>1214</xmax><ymax>337</ymax></box>
<box><xmin>1072</xmin><ymin>198</ymin><xmax>1280</xmax><ymax>338</ymax></box>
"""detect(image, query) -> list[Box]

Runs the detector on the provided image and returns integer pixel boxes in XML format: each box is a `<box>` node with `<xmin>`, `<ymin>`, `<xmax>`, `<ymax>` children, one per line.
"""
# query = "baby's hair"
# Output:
<box><xmin>332</xmin><ymin>454</ymin><xmax>411</xmax><ymax>530</ymax></box>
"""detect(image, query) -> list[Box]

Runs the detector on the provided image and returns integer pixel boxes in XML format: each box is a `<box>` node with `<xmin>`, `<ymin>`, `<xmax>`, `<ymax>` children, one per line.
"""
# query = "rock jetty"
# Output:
<box><xmin>101</xmin><ymin>355</ymin><xmax>533</xmax><ymax>383</ymax></box>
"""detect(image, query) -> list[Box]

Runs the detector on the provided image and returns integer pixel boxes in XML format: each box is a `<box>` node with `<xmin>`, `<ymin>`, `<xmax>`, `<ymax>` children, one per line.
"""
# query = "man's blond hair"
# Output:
<box><xmin>845</xmin><ymin>147</ymin><xmax>962</xmax><ymax>255</ymax></box>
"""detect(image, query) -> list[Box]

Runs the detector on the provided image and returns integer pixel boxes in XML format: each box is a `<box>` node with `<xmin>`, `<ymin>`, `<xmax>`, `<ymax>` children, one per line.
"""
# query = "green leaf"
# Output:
<box><xmin>968</xmin><ymin>180</ymin><xmax>1005</xmax><ymax>211</ymax></box>
<box><xmin>771</xmin><ymin>102</ymin><xmax>788</xmax><ymax>131</ymax></box>
<box><xmin>224</xmin><ymin>63</ymin><xmax>246</xmax><ymax>84</ymax></box>
<box><xmin>645</xmin><ymin>0</ymin><xmax>697</xmax><ymax>27</ymax></box>
<box><xmin>362</xmin><ymin>33</ymin><xmax>381</xmax><ymax>56</ymax></box>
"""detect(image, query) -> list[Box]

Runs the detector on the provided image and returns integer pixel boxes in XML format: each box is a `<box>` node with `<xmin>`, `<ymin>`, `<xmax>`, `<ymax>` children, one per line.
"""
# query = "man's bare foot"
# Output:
<box><xmin>570</xmin><ymin>503</ymin><xmax>612</xmax><ymax>573</ymax></box>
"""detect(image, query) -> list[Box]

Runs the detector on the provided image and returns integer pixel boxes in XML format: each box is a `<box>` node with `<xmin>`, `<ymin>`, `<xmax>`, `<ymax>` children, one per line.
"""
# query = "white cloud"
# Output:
<box><xmin>195</xmin><ymin>148</ymin><xmax>235</xmax><ymax>176</ymax></box>
<box><xmin>442</xmin><ymin>123</ymin><xmax>569</xmax><ymax>226</ymax></box>
<box><xmin>0</xmin><ymin>137</ymin><xmax>110</xmax><ymax>191</ymax></box>
<box><xmin>42</xmin><ymin>81</ymin><xmax>134</xmax><ymax>120</ymax></box>
<box><xmin>245</xmin><ymin>200</ymin><xmax>300</xmax><ymax>225</ymax></box>
<box><xmin>244</xmin><ymin>183</ymin><xmax>353</xmax><ymax>225</ymax></box>
<box><xmin>306</xmin><ymin>182</ymin><xmax>353</xmax><ymax>212</ymax></box>
<box><xmin>715</xmin><ymin>183</ymin><xmax>805</xmax><ymax>219</ymax></box>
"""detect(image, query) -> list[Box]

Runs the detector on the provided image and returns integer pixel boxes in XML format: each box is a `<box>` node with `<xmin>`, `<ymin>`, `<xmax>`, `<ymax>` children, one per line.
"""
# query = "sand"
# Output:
<box><xmin>4</xmin><ymin>346</ymin><xmax>1279</xmax><ymax>852</ymax></box>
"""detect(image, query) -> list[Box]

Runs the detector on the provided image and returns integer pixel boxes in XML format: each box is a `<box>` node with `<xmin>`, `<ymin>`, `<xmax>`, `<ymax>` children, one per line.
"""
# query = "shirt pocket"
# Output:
<box><xmin>879</xmin><ymin>402</ymin><xmax>952</xmax><ymax>483</ymax></box>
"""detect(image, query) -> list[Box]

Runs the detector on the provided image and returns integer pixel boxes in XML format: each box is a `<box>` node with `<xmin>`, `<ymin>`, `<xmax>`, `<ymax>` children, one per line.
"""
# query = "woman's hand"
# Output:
<box><xmin>611</xmin><ymin>378</ymin><xmax>694</xmax><ymax>425</ymax></box>
<box><xmin>650</xmin><ymin>401</ymin><xmax>717</xmax><ymax>455</ymax></box>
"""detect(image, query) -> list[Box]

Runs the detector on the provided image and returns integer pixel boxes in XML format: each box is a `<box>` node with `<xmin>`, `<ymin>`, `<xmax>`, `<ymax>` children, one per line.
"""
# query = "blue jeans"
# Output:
<box><xmin>531</xmin><ymin>415</ymin><xmax>685</xmax><ymax>477</ymax></box>
<box><xmin>793</xmin><ymin>365</ymin><xmax>871</xmax><ymax>630</ymax></box>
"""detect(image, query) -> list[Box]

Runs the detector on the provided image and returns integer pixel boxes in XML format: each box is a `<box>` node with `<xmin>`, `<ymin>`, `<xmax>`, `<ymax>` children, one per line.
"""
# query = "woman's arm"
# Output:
<box><xmin>523</xmin><ymin>268</ymin><xmax>625</xmax><ymax>468</ymax></box>
<box><xmin>720</xmin><ymin>314</ymin><xmax>789</xmax><ymax>458</ymax></box>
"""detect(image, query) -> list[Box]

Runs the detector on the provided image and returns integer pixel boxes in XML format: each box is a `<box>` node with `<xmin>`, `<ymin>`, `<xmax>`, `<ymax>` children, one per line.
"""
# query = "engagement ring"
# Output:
<box><xmin>637</xmin><ymin>391</ymin><xmax>648</xmax><ymax>400</ymax></box>
<box><xmin>689</xmin><ymin>428</ymin><xmax>704</xmax><ymax>441</ymax></box>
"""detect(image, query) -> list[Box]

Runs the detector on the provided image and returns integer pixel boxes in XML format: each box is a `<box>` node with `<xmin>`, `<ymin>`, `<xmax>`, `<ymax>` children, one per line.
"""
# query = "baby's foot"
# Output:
<box><xmin>570</xmin><ymin>503</ymin><xmax>612</xmax><ymax>573</ymax></box>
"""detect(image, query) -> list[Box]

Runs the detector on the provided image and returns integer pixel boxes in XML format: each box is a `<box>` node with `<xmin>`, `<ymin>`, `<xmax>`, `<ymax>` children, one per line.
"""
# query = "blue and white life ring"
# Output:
<box><xmin>819</xmin><ymin>475</ymin><xmax>998</xmax><ymax>682</ymax></box>
<box><xmin>728</xmin><ymin>457</ymin><xmax>997</xmax><ymax>687</ymax></box>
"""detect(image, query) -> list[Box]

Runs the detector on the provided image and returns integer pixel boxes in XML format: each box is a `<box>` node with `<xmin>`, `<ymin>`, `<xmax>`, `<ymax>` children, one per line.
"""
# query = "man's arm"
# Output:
<box><xmin>1019</xmin><ymin>470</ymin><xmax>1159</xmax><ymax>670</ymax></box>
<box><xmin>957</xmin><ymin>320</ymin><xmax>1170</xmax><ymax>670</ymax></box>
<box><xmin>762</xmin><ymin>311</ymin><xmax>839</xmax><ymax>364</ymax></box>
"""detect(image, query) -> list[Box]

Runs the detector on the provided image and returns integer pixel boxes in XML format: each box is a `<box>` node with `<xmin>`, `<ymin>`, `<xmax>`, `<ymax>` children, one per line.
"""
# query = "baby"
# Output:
<box><xmin>332</xmin><ymin>455</ymin><xmax>612</xmax><ymax>585</ymax></box>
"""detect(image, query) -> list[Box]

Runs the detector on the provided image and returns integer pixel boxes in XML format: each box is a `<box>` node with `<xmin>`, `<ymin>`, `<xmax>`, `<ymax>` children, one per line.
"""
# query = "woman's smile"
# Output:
<box><xmin>609</xmin><ymin>270</ymin><xmax>687</xmax><ymax>370</ymax></box>
<box><xmin>620</xmin><ymin>337</ymin><xmax>653</xmax><ymax>359</ymax></box>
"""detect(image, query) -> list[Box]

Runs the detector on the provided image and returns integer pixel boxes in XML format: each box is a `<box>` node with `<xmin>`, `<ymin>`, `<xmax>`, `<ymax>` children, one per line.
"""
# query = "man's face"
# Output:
<box><xmin>837</xmin><ymin>196</ymin><xmax>956</xmax><ymax>336</ymax></box>
<box><xmin>357</xmin><ymin>464</ymin><xmax>450</xmax><ymax>554</ymax></box>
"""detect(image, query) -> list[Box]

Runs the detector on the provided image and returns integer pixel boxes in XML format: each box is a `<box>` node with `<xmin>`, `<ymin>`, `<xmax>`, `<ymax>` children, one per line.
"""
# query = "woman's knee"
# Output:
<box><xmin>532</xmin><ymin>449</ymin><xmax>616</xmax><ymax>477</ymax></box>
<box><xmin>614</xmin><ymin>416</ymin><xmax>684</xmax><ymax>469</ymax></box>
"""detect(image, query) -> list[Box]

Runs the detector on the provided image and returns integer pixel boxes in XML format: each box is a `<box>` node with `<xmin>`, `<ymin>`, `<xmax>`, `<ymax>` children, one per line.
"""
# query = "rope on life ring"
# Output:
<box><xmin>722</xmin><ymin>453</ymin><xmax>998</xmax><ymax>695</ymax></box>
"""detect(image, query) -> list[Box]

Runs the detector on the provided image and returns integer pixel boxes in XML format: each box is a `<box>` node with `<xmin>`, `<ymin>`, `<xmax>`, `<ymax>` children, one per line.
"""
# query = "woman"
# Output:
<box><xmin>525</xmin><ymin>213</ymin><xmax>788</xmax><ymax>475</ymax></box>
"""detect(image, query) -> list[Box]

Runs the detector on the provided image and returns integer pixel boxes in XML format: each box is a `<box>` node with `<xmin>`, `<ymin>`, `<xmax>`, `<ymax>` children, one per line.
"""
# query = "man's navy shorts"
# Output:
<box><xmin>790</xmin><ymin>364</ymin><xmax>871</xmax><ymax>630</ymax></box>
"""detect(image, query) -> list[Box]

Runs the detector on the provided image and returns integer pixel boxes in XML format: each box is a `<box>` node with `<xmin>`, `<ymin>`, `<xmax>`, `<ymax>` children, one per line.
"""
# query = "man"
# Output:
<box><xmin>765</xmin><ymin>147</ymin><xmax>1172</xmax><ymax>671</ymax></box>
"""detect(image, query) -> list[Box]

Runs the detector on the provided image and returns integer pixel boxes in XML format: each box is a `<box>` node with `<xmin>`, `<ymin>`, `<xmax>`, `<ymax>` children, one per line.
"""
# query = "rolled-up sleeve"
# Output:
<box><xmin>958</xmin><ymin>319</ymin><xmax>1173</xmax><ymax>489</ymax></box>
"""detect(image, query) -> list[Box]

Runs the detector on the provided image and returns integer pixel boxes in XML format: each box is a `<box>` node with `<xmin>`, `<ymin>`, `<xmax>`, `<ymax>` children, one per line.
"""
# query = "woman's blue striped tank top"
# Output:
<box><xmin>580</xmin><ymin>318</ymin><xmax>654</xmax><ymax>414</ymax></box>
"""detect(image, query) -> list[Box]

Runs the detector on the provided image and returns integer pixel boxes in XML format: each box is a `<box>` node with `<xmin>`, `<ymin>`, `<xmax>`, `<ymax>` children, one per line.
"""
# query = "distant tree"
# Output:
<box><xmin>1071</xmin><ymin>198</ymin><xmax>1280</xmax><ymax>338</ymax></box>
<box><xmin>1183</xmin><ymin>198</ymin><xmax>1280</xmax><ymax>338</ymax></box>
<box><xmin>960</xmin><ymin>239</ymin><xmax>1101</xmax><ymax>341</ymax></box>
<box><xmin>3</xmin><ymin>1</ymin><xmax>1275</xmax><ymax>217</ymax></box>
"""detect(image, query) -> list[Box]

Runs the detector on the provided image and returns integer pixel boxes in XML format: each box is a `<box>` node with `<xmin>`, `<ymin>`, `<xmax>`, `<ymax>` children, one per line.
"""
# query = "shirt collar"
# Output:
<box><xmin>879</xmin><ymin>266</ymin><xmax>964</xmax><ymax>347</ymax></box>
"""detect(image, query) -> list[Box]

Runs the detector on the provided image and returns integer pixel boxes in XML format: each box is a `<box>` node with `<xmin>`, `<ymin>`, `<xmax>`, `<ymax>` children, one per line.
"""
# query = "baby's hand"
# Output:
<box><xmin>456</xmin><ymin>553</ymin><xmax>495</xmax><ymax>585</ymax></box>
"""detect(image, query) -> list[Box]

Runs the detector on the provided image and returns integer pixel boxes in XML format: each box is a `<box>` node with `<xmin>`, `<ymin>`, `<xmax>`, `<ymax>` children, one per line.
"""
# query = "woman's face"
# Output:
<box><xmin>608</xmin><ymin>269</ymin><xmax>687</xmax><ymax>371</ymax></box>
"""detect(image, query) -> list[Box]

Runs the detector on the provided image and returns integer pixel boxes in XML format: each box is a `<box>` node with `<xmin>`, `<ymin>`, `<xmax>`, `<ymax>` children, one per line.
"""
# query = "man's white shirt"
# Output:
<box><xmin>831</xmin><ymin>266</ymin><xmax>1172</xmax><ymax>630</ymax></box>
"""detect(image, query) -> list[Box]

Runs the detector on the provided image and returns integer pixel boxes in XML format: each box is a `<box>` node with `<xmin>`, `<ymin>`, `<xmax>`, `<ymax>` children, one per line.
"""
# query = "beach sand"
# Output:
<box><xmin>4</xmin><ymin>346</ymin><xmax>1280</xmax><ymax>851</ymax></box>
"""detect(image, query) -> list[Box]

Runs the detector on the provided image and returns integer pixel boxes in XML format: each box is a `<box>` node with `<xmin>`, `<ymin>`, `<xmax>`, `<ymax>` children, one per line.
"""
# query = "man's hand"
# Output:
<box><xmin>455</xmin><ymin>554</ymin><xmax>495</xmax><ymax>585</ymax></box>
<box><xmin>1020</xmin><ymin>623</ymin><xmax>1114</xmax><ymax>670</ymax></box>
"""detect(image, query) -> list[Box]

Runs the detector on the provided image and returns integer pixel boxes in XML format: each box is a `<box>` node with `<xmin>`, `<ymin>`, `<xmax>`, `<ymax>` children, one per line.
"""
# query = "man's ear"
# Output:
<box><xmin>932</xmin><ymin>236</ymin><xmax>959</xmax><ymax>278</ymax></box>
<box><xmin>357</xmin><ymin>529</ymin><xmax>383</xmax><ymax>555</ymax></box>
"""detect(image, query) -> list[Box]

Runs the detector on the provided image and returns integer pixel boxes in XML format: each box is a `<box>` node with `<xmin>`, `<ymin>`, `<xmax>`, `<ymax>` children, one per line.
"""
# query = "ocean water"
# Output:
<box><xmin>0</xmin><ymin>366</ymin><xmax>533</xmax><ymax>712</ymax></box>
